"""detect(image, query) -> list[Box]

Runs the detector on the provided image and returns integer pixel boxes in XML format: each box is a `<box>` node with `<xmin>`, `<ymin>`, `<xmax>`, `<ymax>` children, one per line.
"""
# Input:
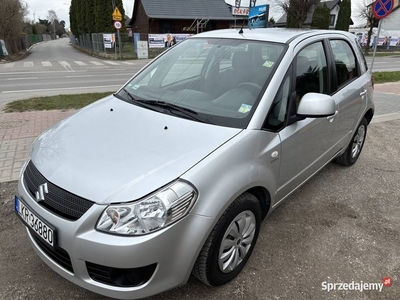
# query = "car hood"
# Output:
<box><xmin>30</xmin><ymin>95</ymin><xmax>241</xmax><ymax>204</ymax></box>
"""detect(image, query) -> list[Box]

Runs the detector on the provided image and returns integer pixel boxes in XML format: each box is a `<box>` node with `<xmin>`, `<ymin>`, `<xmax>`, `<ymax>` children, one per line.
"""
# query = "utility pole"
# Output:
<box><xmin>111</xmin><ymin>0</ymin><xmax>122</xmax><ymax>59</ymax></box>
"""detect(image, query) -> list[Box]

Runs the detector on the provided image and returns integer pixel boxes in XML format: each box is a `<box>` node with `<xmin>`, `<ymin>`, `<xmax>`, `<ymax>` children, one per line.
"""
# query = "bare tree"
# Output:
<box><xmin>0</xmin><ymin>0</ymin><xmax>29</xmax><ymax>39</ymax></box>
<box><xmin>275</xmin><ymin>0</ymin><xmax>319</xmax><ymax>28</ymax></box>
<box><xmin>47</xmin><ymin>9</ymin><xmax>59</xmax><ymax>37</ymax></box>
<box><xmin>356</xmin><ymin>0</ymin><xmax>378</xmax><ymax>54</ymax></box>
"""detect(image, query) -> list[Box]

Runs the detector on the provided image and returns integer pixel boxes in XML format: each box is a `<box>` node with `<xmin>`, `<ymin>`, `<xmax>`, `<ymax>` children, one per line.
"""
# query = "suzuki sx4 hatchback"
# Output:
<box><xmin>15</xmin><ymin>29</ymin><xmax>374</xmax><ymax>299</ymax></box>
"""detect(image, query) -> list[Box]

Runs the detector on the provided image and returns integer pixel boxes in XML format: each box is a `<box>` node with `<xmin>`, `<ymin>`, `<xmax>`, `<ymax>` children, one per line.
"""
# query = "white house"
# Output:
<box><xmin>274</xmin><ymin>0</ymin><xmax>347</xmax><ymax>29</ymax></box>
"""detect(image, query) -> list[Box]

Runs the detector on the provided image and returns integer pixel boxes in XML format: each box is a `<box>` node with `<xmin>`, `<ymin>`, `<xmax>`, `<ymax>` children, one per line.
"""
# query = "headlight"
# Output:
<box><xmin>96</xmin><ymin>181</ymin><xmax>197</xmax><ymax>235</ymax></box>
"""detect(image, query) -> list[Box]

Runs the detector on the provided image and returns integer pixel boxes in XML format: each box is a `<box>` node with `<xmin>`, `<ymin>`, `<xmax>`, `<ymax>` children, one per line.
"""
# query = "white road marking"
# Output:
<box><xmin>58</xmin><ymin>61</ymin><xmax>74</xmax><ymax>72</ymax></box>
<box><xmin>24</xmin><ymin>62</ymin><xmax>34</xmax><ymax>67</ymax></box>
<box><xmin>90</xmin><ymin>61</ymin><xmax>104</xmax><ymax>66</ymax></box>
<box><xmin>74</xmin><ymin>61</ymin><xmax>87</xmax><ymax>66</ymax></box>
<box><xmin>121</xmin><ymin>61</ymin><xmax>135</xmax><ymax>65</ymax></box>
<box><xmin>3</xmin><ymin>63</ymin><xmax>15</xmax><ymax>68</ymax></box>
<box><xmin>103</xmin><ymin>61</ymin><xmax>120</xmax><ymax>65</ymax></box>
<box><xmin>59</xmin><ymin>61</ymin><xmax>70</xmax><ymax>67</ymax></box>
<box><xmin>41</xmin><ymin>61</ymin><xmax>52</xmax><ymax>67</ymax></box>
<box><xmin>7</xmin><ymin>77</ymin><xmax>38</xmax><ymax>81</ymax></box>
<box><xmin>65</xmin><ymin>75</ymin><xmax>94</xmax><ymax>78</ymax></box>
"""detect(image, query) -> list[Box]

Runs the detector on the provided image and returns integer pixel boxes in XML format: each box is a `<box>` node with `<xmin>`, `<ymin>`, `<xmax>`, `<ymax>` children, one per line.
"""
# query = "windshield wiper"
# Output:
<box><xmin>120</xmin><ymin>88</ymin><xmax>161</xmax><ymax>112</ymax></box>
<box><xmin>139</xmin><ymin>100</ymin><xmax>213</xmax><ymax>124</ymax></box>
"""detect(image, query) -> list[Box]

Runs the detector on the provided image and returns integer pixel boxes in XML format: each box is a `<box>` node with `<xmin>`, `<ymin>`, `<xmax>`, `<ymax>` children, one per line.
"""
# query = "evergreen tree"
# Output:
<box><xmin>86</xmin><ymin>0</ymin><xmax>96</xmax><ymax>34</ymax></box>
<box><xmin>69</xmin><ymin>0</ymin><xmax>125</xmax><ymax>35</ymax></box>
<box><xmin>70</xmin><ymin>0</ymin><xmax>78</xmax><ymax>35</ymax></box>
<box><xmin>311</xmin><ymin>3</ymin><xmax>330</xmax><ymax>29</ymax></box>
<box><xmin>335</xmin><ymin>0</ymin><xmax>351</xmax><ymax>31</ymax></box>
<box><xmin>77</xmin><ymin>0</ymin><xmax>86</xmax><ymax>35</ymax></box>
<box><xmin>95</xmin><ymin>0</ymin><xmax>114</xmax><ymax>33</ymax></box>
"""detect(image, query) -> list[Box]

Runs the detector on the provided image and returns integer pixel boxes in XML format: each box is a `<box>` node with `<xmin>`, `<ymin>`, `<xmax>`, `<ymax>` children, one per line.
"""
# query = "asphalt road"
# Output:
<box><xmin>365</xmin><ymin>55</ymin><xmax>400</xmax><ymax>72</ymax></box>
<box><xmin>1</xmin><ymin>119</ymin><xmax>399</xmax><ymax>300</ymax></box>
<box><xmin>0</xmin><ymin>38</ymin><xmax>399</xmax><ymax>105</ymax></box>
<box><xmin>0</xmin><ymin>38</ymin><xmax>151</xmax><ymax>104</ymax></box>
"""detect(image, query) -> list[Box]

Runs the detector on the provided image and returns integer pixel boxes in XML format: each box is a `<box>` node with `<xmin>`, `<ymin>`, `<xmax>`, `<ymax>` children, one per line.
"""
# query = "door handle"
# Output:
<box><xmin>360</xmin><ymin>90</ymin><xmax>367</xmax><ymax>97</ymax></box>
<box><xmin>327</xmin><ymin>111</ymin><xmax>338</xmax><ymax>122</ymax></box>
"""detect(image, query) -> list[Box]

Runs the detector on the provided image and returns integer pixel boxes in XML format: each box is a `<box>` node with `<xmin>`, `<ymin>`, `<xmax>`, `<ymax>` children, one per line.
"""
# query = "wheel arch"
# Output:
<box><xmin>245</xmin><ymin>186</ymin><xmax>271</xmax><ymax>220</ymax></box>
<box><xmin>364</xmin><ymin>108</ymin><xmax>374</xmax><ymax>124</ymax></box>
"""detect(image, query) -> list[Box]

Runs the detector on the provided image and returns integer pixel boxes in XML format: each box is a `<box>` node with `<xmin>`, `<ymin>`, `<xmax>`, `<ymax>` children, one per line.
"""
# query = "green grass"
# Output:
<box><xmin>372</xmin><ymin>71</ymin><xmax>400</xmax><ymax>84</ymax></box>
<box><xmin>3</xmin><ymin>92</ymin><xmax>112</xmax><ymax>113</ymax></box>
<box><xmin>364</xmin><ymin>52</ymin><xmax>400</xmax><ymax>57</ymax></box>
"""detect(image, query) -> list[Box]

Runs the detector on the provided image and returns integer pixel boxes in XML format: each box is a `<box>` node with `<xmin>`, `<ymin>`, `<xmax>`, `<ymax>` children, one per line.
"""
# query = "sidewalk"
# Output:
<box><xmin>0</xmin><ymin>110</ymin><xmax>75</xmax><ymax>182</ymax></box>
<box><xmin>0</xmin><ymin>82</ymin><xmax>399</xmax><ymax>183</ymax></box>
<box><xmin>374</xmin><ymin>81</ymin><xmax>400</xmax><ymax>94</ymax></box>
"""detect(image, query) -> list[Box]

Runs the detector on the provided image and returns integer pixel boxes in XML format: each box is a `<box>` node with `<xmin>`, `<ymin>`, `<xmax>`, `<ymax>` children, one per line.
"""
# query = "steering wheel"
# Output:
<box><xmin>237</xmin><ymin>82</ymin><xmax>262</xmax><ymax>97</ymax></box>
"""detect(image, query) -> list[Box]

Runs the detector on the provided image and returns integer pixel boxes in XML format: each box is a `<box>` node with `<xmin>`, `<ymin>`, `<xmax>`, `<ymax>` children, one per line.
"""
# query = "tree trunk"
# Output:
<box><xmin>365</xmin><ymin>24</ymin><xmax>374</xmax><ymax>55</ymax></box>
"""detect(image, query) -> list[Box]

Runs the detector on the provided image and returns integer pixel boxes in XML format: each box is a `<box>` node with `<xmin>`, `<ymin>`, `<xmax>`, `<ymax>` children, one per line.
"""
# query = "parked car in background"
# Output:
<box><xmin>15</xmin><ymin>28</ymin><xmax>374</xmax><ymax>299</ymax></box>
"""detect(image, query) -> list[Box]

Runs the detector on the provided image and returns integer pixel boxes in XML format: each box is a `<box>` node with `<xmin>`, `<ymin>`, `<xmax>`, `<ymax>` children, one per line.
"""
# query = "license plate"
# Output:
<box><xmin>15</xmin><ymin>196</ymin><xmax>55</xmax><ymax>247</ymax></box>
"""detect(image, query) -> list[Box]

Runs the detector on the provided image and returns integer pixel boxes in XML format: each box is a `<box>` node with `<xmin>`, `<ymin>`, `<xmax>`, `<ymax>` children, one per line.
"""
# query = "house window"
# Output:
<box><xmin>330</xmin><ymin>14</ymin><xmax>336</xmax><ymax>27</ymax></box>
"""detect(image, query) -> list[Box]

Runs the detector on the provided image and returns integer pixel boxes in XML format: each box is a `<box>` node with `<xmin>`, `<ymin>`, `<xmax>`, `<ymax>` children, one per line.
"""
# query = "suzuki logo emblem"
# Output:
<box><xmin>36</xmin><ymin>183</ymin><xmax>48</xmax><ymax>202</ymax></box>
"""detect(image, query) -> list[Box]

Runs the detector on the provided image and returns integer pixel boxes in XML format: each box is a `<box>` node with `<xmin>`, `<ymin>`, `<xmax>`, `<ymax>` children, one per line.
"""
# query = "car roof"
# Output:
<box><xmin>193</xmin><ymin>28</ymin><xmax>351</xmax><ymax>44</ymax></box>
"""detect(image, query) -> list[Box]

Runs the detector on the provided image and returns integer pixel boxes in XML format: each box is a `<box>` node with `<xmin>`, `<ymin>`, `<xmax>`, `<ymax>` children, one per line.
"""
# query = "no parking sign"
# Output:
<box><xmin>373</xmin><ymin>0</ymin><xmax>394</xmax><ymax>19</ymax></box>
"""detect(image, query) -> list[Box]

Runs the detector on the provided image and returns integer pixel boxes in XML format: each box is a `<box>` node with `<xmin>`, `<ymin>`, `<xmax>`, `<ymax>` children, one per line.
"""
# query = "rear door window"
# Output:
<box><xmin>329</xmin><ymin>40</ymin><xmax>359</xmax><ymax>89</ymax></box>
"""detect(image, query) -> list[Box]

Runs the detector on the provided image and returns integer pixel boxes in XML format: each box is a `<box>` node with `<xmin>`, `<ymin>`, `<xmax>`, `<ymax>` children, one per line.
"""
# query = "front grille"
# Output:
<box><xmin>23</xmin><ymin>161</ymin><xmax>94</xmax><ymax>221</ymax></box>
<box><xmin>86</xmin><ymin>262</ymin><xmax>157</xmax><ymax>287</ymax></box>
<box><xmin>30</xmin><ymin>231</ymin><xmax>74</xmax><ymax>273</ymax></box>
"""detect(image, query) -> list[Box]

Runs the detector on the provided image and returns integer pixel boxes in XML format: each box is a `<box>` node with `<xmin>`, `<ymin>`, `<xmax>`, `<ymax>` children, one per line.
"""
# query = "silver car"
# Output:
<box><xmin>15</xmin><ymin>28</ymin><xmax>374</xmax><ymax>299</ymax></box>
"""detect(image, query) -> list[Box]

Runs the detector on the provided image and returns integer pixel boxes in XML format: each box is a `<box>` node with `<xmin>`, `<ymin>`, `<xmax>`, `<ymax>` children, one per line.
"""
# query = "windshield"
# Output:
<box><xmin>117</xmin><ymin>37</ymin><xmax>286</xmax><ymax>128</ymax></box>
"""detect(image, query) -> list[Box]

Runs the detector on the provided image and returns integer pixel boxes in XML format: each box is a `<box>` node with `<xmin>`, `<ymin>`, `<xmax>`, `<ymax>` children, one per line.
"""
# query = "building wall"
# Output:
<box><xmin>131</xmin><ymin>0</ymin><xmax>150</xmax><ymax>33</ymax></box>
<box><xmin>382</xmin><ymin>8</ymin><xmax>400</xmax><ymax>30</ymax></box>
<box><xmin>329</xmin><ymin>5</ymin><xmax>340</xmax><ymax>29</ymax></box>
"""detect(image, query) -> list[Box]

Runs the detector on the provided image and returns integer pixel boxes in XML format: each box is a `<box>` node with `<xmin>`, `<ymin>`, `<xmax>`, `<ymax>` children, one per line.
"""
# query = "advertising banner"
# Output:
<box><xmin>103</xmin><ymin>34</ymin><xmax>115</xmax><ymax>49</ymax></box>
<box><xmin>249</xmin><ymin>5</ymin><xmax>269</xmax><ymax>28</ymax></box>
<box><xmin>376</xmin><ymin>37</ymin><xmax>385</xmax><ymax>46</ymax></box>
<box><xmin>232</xmin><ymin>7</ymin><xmax>249</xmax><ymax>16</ymax></box>
<box><xmin>148</xmin><ymin>34</ymin><xmax>191</xmax><ymax>48</ymax></box>
<box><xmin>0</xmin><ymin>40</ymin><xmax>8</xmax><ymax>56</ymax></box>
<box><xmin>389</xmin><ymin>37</ymin><xmax>399</xmax><ymax>46</ymax></box>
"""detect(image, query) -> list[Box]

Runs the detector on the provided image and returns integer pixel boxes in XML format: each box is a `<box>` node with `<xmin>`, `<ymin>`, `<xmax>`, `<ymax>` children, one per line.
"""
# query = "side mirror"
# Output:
<box><xmin>297</xmin><ymin>93</ymin><xmax>336</xmax><ymax>118</ymax></box>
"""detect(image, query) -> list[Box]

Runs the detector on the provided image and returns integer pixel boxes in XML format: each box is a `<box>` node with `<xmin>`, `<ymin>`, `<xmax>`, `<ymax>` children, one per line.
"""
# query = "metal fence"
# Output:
<box><xmin>71</xmin><ymin>32</ymin><xmax>133</xmax><ymax>59</ymax></box>
<box><xmin>70</xmin><ymin>32</ymin><xmax>164</xmax><ymax>59</ymax></box>
<box><xmin>0</xmin><ymin>34</ymin><xmax>52</xmax><ymax>58</ymax></box>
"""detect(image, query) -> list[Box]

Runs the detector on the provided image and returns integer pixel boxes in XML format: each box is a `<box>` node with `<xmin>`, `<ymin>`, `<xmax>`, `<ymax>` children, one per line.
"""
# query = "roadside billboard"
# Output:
<box><xmin>103</xmin><ymin>34</ymin><xmax>115</xmax><ymax>49</ymax></box>
<box><xmin>148</xmin><ymin>34</ymin><xmax>191</xmax><ymax>48</ymax></box>
<box><xmin>249</xmin><ymin>5</ymin><xmax>269</xmax><ymax>28</ymax></box>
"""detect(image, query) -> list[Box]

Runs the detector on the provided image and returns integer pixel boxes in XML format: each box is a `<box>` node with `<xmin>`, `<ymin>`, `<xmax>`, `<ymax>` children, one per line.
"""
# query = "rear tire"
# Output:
<box><xmin>335</xmin><ymin>117</ymin><xmax>368</xmax><ymax>166</ymax></box>
<box><xmin>192</xmin><ymin>193</ymin><xmax>261</xmax><ymax>286</ymax></box>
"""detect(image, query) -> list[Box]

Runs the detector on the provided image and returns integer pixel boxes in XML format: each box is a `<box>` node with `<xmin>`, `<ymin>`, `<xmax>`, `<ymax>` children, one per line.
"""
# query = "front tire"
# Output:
<box><xmin>335</xmin><ymin>117</ymin><xmax>368</xmax><ymax>166</ymax></box>
<box><xmin>192</xmin><ymin>193</ymin><xmax>261</xmax><ymax>286</ymax></box>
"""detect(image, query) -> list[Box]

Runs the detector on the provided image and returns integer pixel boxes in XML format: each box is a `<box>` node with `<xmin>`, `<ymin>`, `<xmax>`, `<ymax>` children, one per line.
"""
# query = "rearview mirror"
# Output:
<box><xmin>297</xmin><ymin>93</ymin><xmax>336</xmax><ymax>118</ymax></box>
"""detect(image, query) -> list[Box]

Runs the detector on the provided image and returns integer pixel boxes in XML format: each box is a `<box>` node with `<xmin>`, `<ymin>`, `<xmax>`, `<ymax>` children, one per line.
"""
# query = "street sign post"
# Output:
<box><xmin>111</xmin><ymin>7</ymin><xmax>123</xmax><ymax>59</ymax></box>
<box><xmin>112</xmin><ymin>7</ymin><xmax>122</xmax><ymax>21</ymax></box>
<box><xmin>113</xmin><ymin>21</ymin><xmax>122</xmax><ymax>30</ymax></box>
<box><xmin>373</xmin><ymin>0</ymin><xmax>394</xmax><ymax>19</ymax></box>
<box><xmin>370</xmin><ymin>0</ymin><xmax>394</xmax><ymax>72</ymax></box>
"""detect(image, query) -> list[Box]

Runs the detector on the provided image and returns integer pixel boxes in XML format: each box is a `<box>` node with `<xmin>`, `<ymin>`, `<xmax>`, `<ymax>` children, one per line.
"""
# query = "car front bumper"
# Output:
<box><xmin>17</xmin><ymin>176</ymin><xmax>215</xmax><ymax>299</ymax></box>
